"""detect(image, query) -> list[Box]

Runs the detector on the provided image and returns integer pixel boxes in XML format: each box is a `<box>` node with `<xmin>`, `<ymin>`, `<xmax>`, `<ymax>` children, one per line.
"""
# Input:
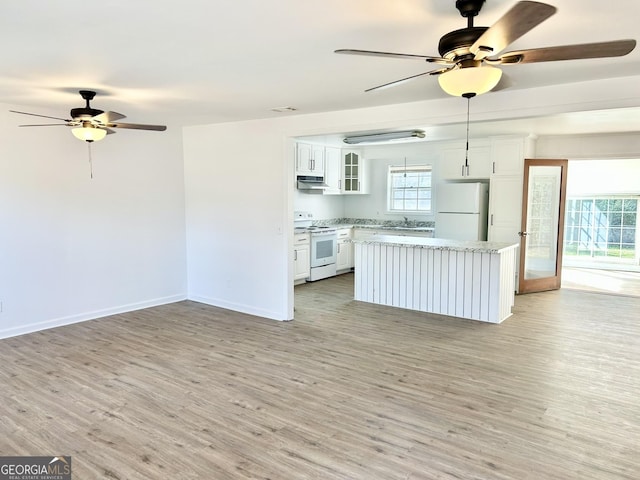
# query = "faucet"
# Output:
<box><xmin>403</xmin><ymin>216</ymin><xmax>409</xmax><ymax>226</ymax></box>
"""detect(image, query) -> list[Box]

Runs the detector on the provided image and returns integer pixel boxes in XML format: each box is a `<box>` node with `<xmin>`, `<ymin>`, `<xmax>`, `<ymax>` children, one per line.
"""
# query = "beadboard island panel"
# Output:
<box><xmin>353</xmin><ymin>235</ymin><xmax>519</xmax><ymax>323</ymax></box>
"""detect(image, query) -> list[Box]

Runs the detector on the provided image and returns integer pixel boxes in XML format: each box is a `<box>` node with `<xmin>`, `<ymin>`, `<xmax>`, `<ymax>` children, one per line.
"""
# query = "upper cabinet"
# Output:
<box><xmin>322</xmin><ymin>148</ymin><xmax>369</xmax><ymax>195</ymax></box>
<box><xmin>440</xmin><ymin>141</ymin><xmax>491</xmax><ymax>180</ymax></box>
<box><xmin>342</xmin><ymin>150</ymin><xmax>367</xmax><ymax>194</ymax></box>
<box><xmin>490</xmin><ymin>135</ymin><xmax>536</xmax><ymax>177</ymax></box>
<box><xmin>323</xmin><ymin>146</ymin><xmax>342</xmax><ymax>195</ymax></box>
<box><xmin>296</xmin><ymin>142</ymin><xmax>325</xmax><ymax>176</ymax></box>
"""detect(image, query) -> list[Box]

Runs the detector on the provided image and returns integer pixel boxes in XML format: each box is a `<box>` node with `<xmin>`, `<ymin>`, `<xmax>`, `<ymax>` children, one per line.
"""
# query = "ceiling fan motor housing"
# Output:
<box><xmin>438</xmin><ymin>27</ymin><xmax>488</xmax><ymax>60</ymax></box>
<box><xmin>71</xmin><ymin>90</ymin><xmax>104</xmax><ymax>120</ymax></box>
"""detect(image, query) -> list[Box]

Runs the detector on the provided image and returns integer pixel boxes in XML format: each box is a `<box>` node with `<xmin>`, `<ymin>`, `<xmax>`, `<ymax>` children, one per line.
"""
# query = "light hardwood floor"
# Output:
<box><xmin>1</xmin><ymin>273</ymin><xmax>639</xmax><ymax>479</ymax></box>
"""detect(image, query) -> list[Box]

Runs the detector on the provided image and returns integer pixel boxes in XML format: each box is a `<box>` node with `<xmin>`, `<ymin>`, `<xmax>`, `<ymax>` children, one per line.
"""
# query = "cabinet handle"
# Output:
<box><xmin>465</xmin><ymin>165</ymin><xmax>469</xmax><ymax>176</ymax></box>
<box><xmin>338</xmin><ymin>179</ymin><xmax>341</xmax><ymax>189</ymax></box>
<box><xmin>337</xmin><ymin>244</ymin><xmax>341</xmax><ymax>253</ymax></box>
<box><xmin>461</xmin><ymin>165</ymin><xmax>465</xmax><ymax>177</ymax></box>
<box><xmin>492</xmin><ymin>161</ymin><xmax>496</xmax><ymax>174</ymax></box>
<box><xmin>294</xmin><ymin>250</ymin><xmax>297</xmax><ymax>261</ymax></box>
<box><xmin>490</xmin><ymin>214</ymin><xmax>494</xmax><ymax>226</ymax></box>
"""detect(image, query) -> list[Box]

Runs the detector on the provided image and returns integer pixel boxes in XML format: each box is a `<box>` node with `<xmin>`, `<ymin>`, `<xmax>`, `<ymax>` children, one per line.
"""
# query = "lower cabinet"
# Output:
<box><xmin>294</xmin><ymin>233</ymin><xmax>310</xmax><ymax>283</ymax></box>
<box><xmin>336</xmin><ymin>228</ymin><xmax>353</xmax><ymax>272</ymax></box>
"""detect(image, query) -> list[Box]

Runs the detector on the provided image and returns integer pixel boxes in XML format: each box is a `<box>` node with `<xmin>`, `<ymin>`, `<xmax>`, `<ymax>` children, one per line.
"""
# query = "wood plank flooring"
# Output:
<box><xmin>1</xmin><ymin>273</ymin><xmax>639</xmax><ymax>479</ymax></box>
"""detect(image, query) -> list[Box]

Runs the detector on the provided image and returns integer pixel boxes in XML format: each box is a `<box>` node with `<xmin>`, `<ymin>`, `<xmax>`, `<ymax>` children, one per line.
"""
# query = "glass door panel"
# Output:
<box><xmin>519</xmin><ymin>159</ymin><xmax>568</xmax><ymax>293</ymax></box>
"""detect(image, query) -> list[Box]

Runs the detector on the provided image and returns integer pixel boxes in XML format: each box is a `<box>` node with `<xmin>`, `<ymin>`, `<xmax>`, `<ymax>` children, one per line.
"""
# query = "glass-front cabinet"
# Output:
<box><xmin>343</xmin><ymin>150</ymin><xmax>367</xmax><ymax>194</ymax></box>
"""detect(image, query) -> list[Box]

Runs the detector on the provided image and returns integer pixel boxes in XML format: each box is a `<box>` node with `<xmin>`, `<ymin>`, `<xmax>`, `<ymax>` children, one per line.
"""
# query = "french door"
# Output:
<box><xmin>518</xmin><ymin>159</ymin><xmax>568</xmax><ymax>293</ymax></box>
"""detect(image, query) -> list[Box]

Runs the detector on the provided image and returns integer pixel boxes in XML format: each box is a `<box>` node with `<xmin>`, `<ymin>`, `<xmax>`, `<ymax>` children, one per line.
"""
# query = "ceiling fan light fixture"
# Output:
<box><xmin>71</xmin><ymin>125</ymin><xmax>107</xmax><ymax>142</ymax></box>
<box><xmin>438</xmin><ymin>65</ymin><xmax>502</xmax><ymax>97</ymax></box>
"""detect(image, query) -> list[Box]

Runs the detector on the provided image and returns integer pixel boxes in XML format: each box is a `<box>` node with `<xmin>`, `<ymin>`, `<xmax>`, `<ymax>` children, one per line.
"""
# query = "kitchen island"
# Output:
<box><xmin>353</xmin><ymin>235</ymin><xmax>519</xmax><ymax>323</ymax></box>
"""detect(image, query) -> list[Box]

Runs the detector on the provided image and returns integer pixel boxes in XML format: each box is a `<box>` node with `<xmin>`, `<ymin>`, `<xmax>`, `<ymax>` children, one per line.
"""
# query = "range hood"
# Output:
<box><xmin>297</xmin><ymin>175</ymin><xmax>329</xmax><ymax>190</ymax></box>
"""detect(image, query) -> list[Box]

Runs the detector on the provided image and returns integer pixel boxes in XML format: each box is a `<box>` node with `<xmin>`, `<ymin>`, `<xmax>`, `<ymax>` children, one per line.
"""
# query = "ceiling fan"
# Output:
<box><xmin>335</xmin><ymin>0</ymin><xmax>636</xmax><ymax>97</ymax></box>
<box><xmin>10</xmin><ymin>90</ymin><xmax>167</xmax><ymax>142</ymax></box>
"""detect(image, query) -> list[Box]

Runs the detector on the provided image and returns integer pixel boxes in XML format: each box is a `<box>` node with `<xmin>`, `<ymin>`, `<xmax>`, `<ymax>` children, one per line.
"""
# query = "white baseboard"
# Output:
<box><xmin>0</xmin><ymin>294</ymin><xmax>187</xmax><ymax>340</ymax></box>
<box><xmin>187</xmin><ymin>294</ymin><xmax>289</xmax><ymax>321</ymax></box>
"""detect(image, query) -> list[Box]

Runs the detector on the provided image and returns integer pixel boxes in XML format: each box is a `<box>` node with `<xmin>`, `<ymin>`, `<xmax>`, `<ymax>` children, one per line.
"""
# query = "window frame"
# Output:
<box><xmin>386</xmin><ymin>164</ymin><xmax>433</xmax><ymax>214</ymax></box>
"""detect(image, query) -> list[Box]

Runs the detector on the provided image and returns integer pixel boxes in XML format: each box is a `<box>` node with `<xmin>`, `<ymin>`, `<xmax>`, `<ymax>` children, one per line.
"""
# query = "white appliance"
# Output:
<box><xmin>435</xmin><ymin>182</ymin><xmax>489</xmax><ymax>241</ymax></box>
<box><xmin>294</xmin><ymin>211</ymin><xmax>338</xmax><ymax>281</ymax></box>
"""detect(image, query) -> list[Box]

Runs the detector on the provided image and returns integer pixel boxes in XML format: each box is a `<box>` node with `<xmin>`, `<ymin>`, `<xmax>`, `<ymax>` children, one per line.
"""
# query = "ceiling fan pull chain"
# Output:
<box><xmin>87</xmin><ymin>142</ymin><xmax>94</xmax><ymax>179</ymax></box>
<box><xmin>462</xmin><ymin>92</ymin><xmax>475</xmax><ymax>177</ymax></box>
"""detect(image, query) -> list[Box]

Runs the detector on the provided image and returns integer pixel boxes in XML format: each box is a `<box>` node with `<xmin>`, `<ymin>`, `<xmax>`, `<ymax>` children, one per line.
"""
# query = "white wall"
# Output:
<box><xmin>294</xmin><ymin>189</ymin><xmax>344</xmax><ymax>220</ymax></box>
<box><xmin>0</xmin><ymin>105</ymin><xmax>187</xmax><ymax>339</ymax></box>
<box><xmin>567</xmin><ymin>159</ymin><xmax>640</xmax><ymax>196</ymax></box>
<box><xmin>182</xmin><ymin>76</ymin><xmax>640</xmax><ymax>321</ymax></box>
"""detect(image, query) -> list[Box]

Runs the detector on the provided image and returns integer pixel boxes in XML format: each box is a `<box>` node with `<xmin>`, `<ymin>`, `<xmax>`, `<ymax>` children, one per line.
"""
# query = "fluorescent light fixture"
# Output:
<box><xmin>438</xmin><ymin>65</ymin><xmax>502</xmax><ymax>97</ymax></box>
<box><xmin>343</xmin><ymin>130</ymin><xmax>425</xmax><ymax>145</ymax></box>
<box><xmin>72</xmin><ymin>125</ymin><xmax>107</xmax><ymax>142</ymax></box>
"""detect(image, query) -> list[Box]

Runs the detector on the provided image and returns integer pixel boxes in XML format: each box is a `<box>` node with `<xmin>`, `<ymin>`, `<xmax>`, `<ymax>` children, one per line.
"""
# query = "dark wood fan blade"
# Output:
<box><xmin>93</xmin><ymin>111</ymin><xmax>126</xmax><ymax>124</ymax></box>
<box><xmin>471</xmin><ymin>1</ymin><xmax>557</xmax><ymax>60</ymax></box>
<box><xmin>108</xmin><ymin>122</ymin><xmax>167</xmax><ymax>131</ymax></box>
<box><xmin>492</xmin><ymin>39</ymin><xmax>637</xmax><ymax>64</ymax></box>
<box><xmin>10</xmin><ymin>110</ymin><xmax>71</xmax><ymax>122</ymax></box>
<box><xmin>335</xmin><ymin>49</ymin><xmax>450</xmax><ymax>65</ymax></box>
<box><xmin>365</xmin><ymin>67</ymin><xmax>452</xmax><ymax>92</ymax></box>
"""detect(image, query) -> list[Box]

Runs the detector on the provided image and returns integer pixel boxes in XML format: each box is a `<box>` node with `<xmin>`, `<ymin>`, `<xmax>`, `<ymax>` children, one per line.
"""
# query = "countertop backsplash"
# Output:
<box><xmin>313</xmin><ymin>218</ymin><xmax>435</xmax><ymax>229</ymax></box>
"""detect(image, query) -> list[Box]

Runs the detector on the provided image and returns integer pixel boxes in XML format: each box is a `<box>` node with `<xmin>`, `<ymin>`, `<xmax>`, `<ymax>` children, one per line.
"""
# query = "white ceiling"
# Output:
<box><xmin>1</xmin><ymin>0</ymin><xmax>639</xmax><ymax>133</ymax></box>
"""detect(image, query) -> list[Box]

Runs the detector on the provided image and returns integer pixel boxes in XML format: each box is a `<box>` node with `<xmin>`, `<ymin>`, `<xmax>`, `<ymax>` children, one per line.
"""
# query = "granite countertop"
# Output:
<box><xmin>352</xmin><ymin>234</ymin><xmax>519</xmax><ymax>253</ymax></box>
<box><xmin>351</xmin><ymin>224</ymin><xmax>435</xmax><ymax>233</ymax></box>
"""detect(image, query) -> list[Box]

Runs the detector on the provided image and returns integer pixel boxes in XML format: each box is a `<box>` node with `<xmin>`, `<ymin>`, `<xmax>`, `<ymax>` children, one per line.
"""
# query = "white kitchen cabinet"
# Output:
<box><xmin>296</xmin><ymin>142</ymin><xmax>325</xmax><ymax>176</ymax></box>
<box><xmin>440</xmin><ymin>143</ymin><xmax>491</xmax><ymax>180</ymax></box>
<box><xmin>323</xmin><ymin>146</ymin><xmax>342</xmax><ymax>195</ymax></box>
<box><xmin>490</xmin><ymin>136</ymin><xmax>535</xmax><ymax>176</ymax></box>
<box><xmin>488</xmin><ymin>176</ymin><xmax>523</xmax><ymax>244</ymax></box>
<box><xmin>294</xmin><ymin>232</ymin><xmax>310</xmax><ymax>283</ymax></box>
<box><xmin>342</xmin><ymin>150</ymin><xmax>368</xmax><ymax>194</ymax></box>
<box><xmin>336</xmin><ymin>228</ymin><xmax>353</xmax><ymax>272</ymax></box>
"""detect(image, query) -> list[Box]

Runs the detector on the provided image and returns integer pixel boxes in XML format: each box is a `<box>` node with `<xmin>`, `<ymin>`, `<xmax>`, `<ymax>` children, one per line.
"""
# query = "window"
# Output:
<box><xmin>387</xmin><ymin>165</ymin><xmax>432</xmax><ymax>213</ymax></box>
<box><xmin>564</xmin><ymin>196</ymin><xmax>638</xmax><ymax>263</ymax></box>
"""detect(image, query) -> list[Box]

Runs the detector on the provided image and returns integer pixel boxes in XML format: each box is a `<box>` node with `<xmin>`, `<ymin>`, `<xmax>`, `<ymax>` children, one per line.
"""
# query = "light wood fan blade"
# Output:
<box><xmin>335</xmin><ymin>49</ymin><xmax>451</xmax><ymax>65</ymax></box>
<box><xmin>93</xmin><ymin>111</ymin><xmax>126</xmax><ymax>123</ymax></box>
<box><xmin>492</xmin><ymin>39</ymin><xmax>637</xmax><ymax>64</ymax></box>
<box><xmin>365</xmin><ymin>67</ymin><xmax>452</xmax><ymax>93</ymax></box>
<box><xmin>108</xmin><ymin>122</ymin><xmax>166</xmax><ymax>131</ymax></box>
<box><xmin>472</xmin><ymin>1</ymin><xmax>557</xmax><ymax>60</ymax></box>
<box><xmin>10</xmin><ymin>110</ymin><xmax>71</xmax><ymax>122</ymax></box>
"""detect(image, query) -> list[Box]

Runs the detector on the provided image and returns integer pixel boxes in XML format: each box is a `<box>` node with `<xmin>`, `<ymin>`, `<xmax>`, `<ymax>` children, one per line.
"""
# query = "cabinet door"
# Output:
<box><xmin>294</xmin><ymin>245</ymin><xmax>310</xmax><ymax>280</ymax></box>
<box><xmin>296</xmin><ymin>143</ymin><xmax>313</xmax><ymax>175</ymax></box>
<box><xmin>488</xmin><ymin>175</ymin><xmax>522</xmax><ymax>244</ymax></box>
<box><xmin>323</xmin><ymin>147</ymin><xmax>342</xmax><ymax>195</ymax></box>
<box><xmin>342</xmin><ymin>150</ymin><xmax>368</xmax><ymax>194</ymax></box>
<box><xmin>440</xmin><ymin>145</ymin><xmax>491</xmax><ymax>180</ymax></box>
<box><xmin>336</xmin><ymin>240</ymin><xmax>351</xmax><ymax>271</ymax></box>
<box><xmin>491</xmin><ymin>138</ymin><xmax>524</xmax><ymax>176</ymax></box>
<box><xmin>311</xmin><ymin>145</ymin><xmax>325</xmax><ymax>175</ymax></box>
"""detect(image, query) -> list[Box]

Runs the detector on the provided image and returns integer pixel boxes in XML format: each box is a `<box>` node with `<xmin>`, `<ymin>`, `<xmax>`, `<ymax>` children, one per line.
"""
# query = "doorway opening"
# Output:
<box><xmin>561</xmin><ymin>159</ymin><xmax>640</xmax><ymax>297</ymax></box>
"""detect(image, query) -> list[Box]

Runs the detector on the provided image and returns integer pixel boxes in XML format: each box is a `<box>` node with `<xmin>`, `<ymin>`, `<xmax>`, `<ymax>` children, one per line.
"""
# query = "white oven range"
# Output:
<box><xmin>294</xmin><ymin>211</ymin><xmax>338</xmax><ymax>282</ymax></box>
<box><xmin>307</xmin><ymin>226</ymin><xmax>337</xmax><ymax>281</ymax></box>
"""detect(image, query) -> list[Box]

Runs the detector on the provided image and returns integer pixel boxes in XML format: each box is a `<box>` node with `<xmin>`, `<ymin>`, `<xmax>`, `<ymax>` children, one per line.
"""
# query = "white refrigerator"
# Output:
<box><xmin>435</xmin><ymin>182</ymin><xmax>489</xmax><ymax>241</ymax></box>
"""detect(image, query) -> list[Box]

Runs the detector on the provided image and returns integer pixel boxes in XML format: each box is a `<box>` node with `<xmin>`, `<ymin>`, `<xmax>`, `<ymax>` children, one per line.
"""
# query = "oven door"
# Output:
<box><xmin>310</xmin><ymin>232</ymin><xmax>337</xmax><ymax>268</ymax></box>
